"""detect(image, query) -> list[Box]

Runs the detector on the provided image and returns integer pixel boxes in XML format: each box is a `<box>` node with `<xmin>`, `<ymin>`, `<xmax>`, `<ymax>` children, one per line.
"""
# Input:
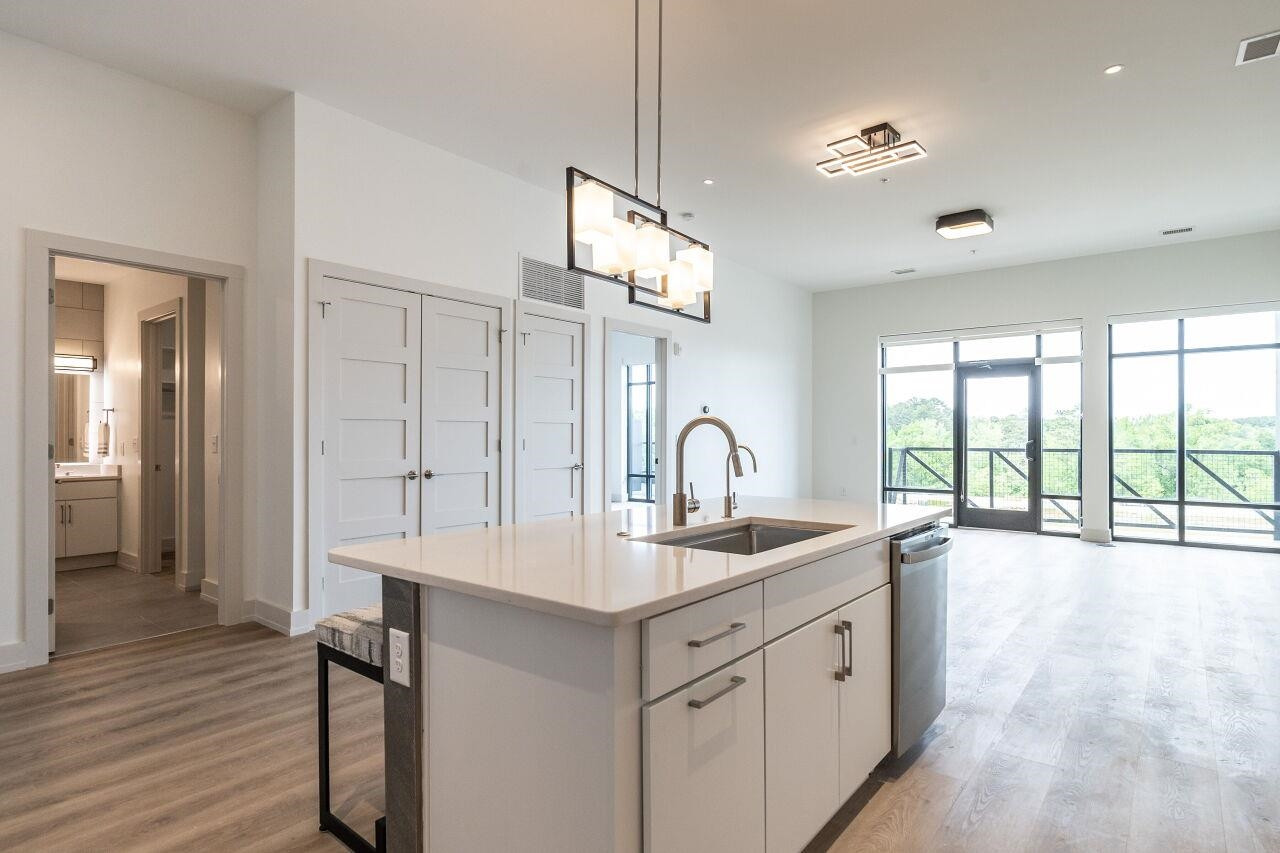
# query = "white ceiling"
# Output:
<box><xmin>54</xmin><ymin>256</ymin><xmax>137</xmax><ymax>285</ymax></box>
<box><xmin>5</xmin><ymin>0</ymin><xmax>1279</xmax><ymax>290</ymax></box>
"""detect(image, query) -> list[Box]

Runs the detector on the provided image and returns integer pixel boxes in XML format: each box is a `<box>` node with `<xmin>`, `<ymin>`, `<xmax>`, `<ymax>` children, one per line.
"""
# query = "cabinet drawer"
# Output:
<box><xmin>762</xmin><ymin>541</ymin><xmax>889</xmax><ymax>641</ymax></box>
<box><xmin>55</xmin><ymin>479</ymin><xmax>118</xmax><ymax>500</ymax></box>
<box><xmin>643</xmin><ymin>650</ymin><xmax>764</xmax><ymax>853</ymax></box>
<box><xmin>643</xmin><ymin>582</ymin><xmax>763</xmax><ymax>700</ymax></box>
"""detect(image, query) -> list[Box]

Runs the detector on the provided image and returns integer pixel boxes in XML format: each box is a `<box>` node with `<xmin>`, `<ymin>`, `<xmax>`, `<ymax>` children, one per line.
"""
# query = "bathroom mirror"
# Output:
<box><xmin>54</xmin><ymin>373</ymin><xmax>91</xmax><ymax>462</ymax></box>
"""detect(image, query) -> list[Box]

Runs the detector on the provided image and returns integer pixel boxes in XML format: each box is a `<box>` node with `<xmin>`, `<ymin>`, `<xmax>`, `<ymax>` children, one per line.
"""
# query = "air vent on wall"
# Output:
<box><xmin>520</xmin><ymin>256</ymin><xmax>584</xmax><ymax>309</ymax></box>
<box><xmin>1237</xmin><ymin>30</ymin><xmax>1280</xmax><ymax>66</ymax></box>
<box><xmin>1162</xmin><ymin>226</ymin><xmax>1194</xmax><ymax>236</ymax></box>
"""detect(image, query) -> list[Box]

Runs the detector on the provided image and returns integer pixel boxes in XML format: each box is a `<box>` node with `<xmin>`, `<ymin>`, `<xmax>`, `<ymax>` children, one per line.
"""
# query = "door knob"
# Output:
<box><xmin>571</xmin><ymin>463</ymin><xmax>583</xmax><ymax>471</ymax></box>
<box><xmin>422</xmin><ymin>469</ymin><xmax>434</xmax><ymax>479</ymax></box>
<box><xmin>406</xmin><ymin>470</ymin><xmax>418</xmax><ymax>481</ymax></box>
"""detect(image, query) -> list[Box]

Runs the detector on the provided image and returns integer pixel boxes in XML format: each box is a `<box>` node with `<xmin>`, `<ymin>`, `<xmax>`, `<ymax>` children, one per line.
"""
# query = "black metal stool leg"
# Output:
<box><xmin>317</xmin><ymin>642</ymin><xmax>382</xmax><ymax>853</ymax></box>
<box><xmin>318</xmin><ymin>648</ymin><xmax>331</xmax><ymax>832</ymax></box>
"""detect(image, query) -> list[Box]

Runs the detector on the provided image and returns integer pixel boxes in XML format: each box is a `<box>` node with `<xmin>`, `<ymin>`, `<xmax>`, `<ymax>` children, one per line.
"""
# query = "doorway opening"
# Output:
<box><xmin>605</xmin><ymin>320</ymin><xmax>669</xmax><ymax>512</ymax></box>
<box><xmin>49</xmin><ymin>257</ymin><xmax>221</xmax><ymax>656</ymax></box>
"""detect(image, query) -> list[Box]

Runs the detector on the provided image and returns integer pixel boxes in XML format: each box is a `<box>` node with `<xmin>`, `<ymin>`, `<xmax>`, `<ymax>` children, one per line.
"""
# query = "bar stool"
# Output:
<box><xmin>316</xmin><ymin>605</ymin><xmax>387</xmax><ymax>853</ymax></box>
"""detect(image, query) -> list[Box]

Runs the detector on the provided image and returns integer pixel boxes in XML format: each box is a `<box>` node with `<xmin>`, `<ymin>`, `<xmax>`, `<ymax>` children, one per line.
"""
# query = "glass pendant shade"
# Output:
<box><xmin>634</xmin><ymin>223</ymin><xmax>670</xmax><ymax>280</ymax></box>
<box><xmin>573</xmin><ymin>180</ymin><xmax>614</xmax><ymax>246</ymax></box>
<box><xmin>664</xmin><ymin>259</ymin><xmax>696</xmax><ymax>308</ymax></box>
<box><xmin>676</xmin><ymin>245</ymin><xmax>714</xmax><ymax>292</ymax></box>
<box><xmin>593</xmin><ymin>217</ymin><xmax>642</xmax><ymax>276</ymax></box>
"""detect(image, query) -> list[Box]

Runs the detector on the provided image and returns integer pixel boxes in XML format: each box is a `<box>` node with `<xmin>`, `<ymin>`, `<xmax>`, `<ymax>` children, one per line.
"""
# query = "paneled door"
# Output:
<box><xmin>421</xmin><ymin>296</ymin><xmax>502</xmax><ymax>534</ymax></box>
<box><xmin>321</xmin><ymin>277</ymin><xmax>423</xmax><ymax>615</ymax></box>
<box><xmin>517</xmin><ymin>311</ymin><xmax>585</xmax><ymax>521</ymax></box>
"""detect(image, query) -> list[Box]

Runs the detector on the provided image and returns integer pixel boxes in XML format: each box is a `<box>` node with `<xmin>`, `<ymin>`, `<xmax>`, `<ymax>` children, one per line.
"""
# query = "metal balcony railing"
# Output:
<box><xmin>886</xmin><ymin>445</ymin><xmax>1280</xmax><ymax>541</ymax></box>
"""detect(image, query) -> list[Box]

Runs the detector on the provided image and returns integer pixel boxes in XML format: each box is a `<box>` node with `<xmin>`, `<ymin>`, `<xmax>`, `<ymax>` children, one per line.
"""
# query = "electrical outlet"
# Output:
<box><xmin>388</xmin><ymin>628</ymin><xmax>411</xmax><ymax>687</ymax></box>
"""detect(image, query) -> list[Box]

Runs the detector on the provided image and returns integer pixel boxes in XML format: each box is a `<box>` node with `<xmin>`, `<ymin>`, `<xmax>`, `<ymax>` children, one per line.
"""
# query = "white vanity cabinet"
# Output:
<box><xmin>55</xmin><ymin>479</ymin><xmax>119</xmax><ymax>561</ymax></box>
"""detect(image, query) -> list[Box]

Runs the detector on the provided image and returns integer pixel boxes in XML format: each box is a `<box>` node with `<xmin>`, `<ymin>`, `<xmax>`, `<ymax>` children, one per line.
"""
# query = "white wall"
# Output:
<box><xmin>0</xmin><ymin>31</ymin><xmax>256</xmax><ymax>666</ymax></box>
<box><xmin>289</xmin><ymin>94</ymin><xmax>813</xmax><ymax>617</ymax></box>
<box><xmin>812</xmin><ymin>229</ymin><xmax>1280</xmax><ymax>538</ymax></box>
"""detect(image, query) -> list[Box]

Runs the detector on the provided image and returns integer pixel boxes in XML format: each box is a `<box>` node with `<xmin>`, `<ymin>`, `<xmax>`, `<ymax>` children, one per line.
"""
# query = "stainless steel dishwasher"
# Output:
<box><xmin>891</xmin><ymin>523</ymin><xmax>953</xmax><ymax>757</ymax></box>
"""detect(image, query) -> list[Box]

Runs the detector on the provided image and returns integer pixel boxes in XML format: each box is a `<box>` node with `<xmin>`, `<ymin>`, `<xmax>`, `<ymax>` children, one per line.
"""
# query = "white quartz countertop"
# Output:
<box><xmin>327</xmin><ymin>497</ymin><xmax>947</xmax><ymax>626</ymax></box>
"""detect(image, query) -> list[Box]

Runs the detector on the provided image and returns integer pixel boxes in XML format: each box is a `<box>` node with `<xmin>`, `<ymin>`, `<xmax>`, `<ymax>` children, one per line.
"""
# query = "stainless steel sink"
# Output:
<box><xmin>635</xmin><ymin>519</ymin><xmax>851</xmax><ymax>556</ymax></box>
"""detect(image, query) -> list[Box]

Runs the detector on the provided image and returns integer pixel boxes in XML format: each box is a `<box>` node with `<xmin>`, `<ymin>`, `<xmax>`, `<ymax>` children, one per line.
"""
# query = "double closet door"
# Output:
<box><xmin>320</xmin><ymin>276</ymin><xmax>502</xmax><ymax>615</ymax></box>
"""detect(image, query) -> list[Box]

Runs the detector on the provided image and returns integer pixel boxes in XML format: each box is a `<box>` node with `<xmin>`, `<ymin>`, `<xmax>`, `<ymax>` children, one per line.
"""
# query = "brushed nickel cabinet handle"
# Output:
<box><xmin>834</xmin><ymin>622</ymin><xmax>847</xmax><ymax>681</ymax></box>
<box><xmin>688</xmin><ymin>621</ymin><xmax>746</xmax><ymax>648</ymax></box>
<box><xmin>842</xmin><ymin>620</ymin><xmax>853</xmax><ymax>678</ymax></box>
<box><xmin>688</xmin><ymin>675</ymin><xmax>746</xmax><ymax>710</ymax></box>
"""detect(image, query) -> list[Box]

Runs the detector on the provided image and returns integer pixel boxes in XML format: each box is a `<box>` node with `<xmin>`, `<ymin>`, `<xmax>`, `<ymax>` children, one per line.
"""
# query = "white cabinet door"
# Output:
<box><xmin>516</xmin><ymin>310</ymin><xmax>585</xmax><ymax>521</ymax></box>
<box><xmin>55</xmin><ymin>502</ymin><xmax>68</xmax><ymax>558</ymax></box>
<box><xmin>321</xmin><ymin>277</ymin><xmax>423</xmax><ymax>616</ymax></box>
<box><xmin>64</xmin><ymin>497</ymin><xmax>118</xmax><ymax>557</ymax></box>
<box><xmin>838</xmin><ymin>584</ymin><xmax>892</xmax><ymax>801</ymax></box>
<box><xmin>765</xmin><ymin>613</ymin><xmax>841</xmax><ymax>853</ymax></box>
<box><xmin>644</xmin><ymin>650</ymin><xmax>764</xmax><ymax>853</ymax></box>
<box><xmin>421</xmin><ymin>296</ymin><xmax>502</xmax><ymax>534</ymax></box>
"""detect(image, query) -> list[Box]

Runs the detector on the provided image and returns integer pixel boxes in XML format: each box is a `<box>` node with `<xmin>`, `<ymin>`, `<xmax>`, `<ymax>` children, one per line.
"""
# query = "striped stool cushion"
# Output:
<box><xmin>316</xmin><ymin>605</ymin><xmax>384</xmax><ymax>668</ymax></box>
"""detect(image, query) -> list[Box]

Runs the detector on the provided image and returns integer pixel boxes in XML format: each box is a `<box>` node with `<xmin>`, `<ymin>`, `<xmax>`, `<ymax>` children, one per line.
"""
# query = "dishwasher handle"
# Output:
<box><xmin>899</xmin><ymin>536</ymin><xmax>953</xmax><ymax>564</ymax></box>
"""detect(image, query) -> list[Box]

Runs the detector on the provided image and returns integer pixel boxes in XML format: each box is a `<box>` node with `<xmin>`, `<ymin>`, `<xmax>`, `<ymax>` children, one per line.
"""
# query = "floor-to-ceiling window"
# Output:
<box><xmin>625</xmin><ymin>362</ymin><xmax>657</xmax><ymax>502</ymax></box>
<box><xmin>1110</xmin><ymin>306</ymin><xmax>1280</xmax><ymax>550</ymax></box>
<box><xmin>881</xmin><ymin>324</ymin><xmax>1082</xmax><ymax>535</ymax></box>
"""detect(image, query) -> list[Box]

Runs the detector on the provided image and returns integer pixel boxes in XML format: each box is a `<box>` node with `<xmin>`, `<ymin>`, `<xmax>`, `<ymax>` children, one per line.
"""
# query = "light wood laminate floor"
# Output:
<box><xmin>1</xmin><ymin>530</ymin><xmax>1277</xmax><ymax>851</ymax></box>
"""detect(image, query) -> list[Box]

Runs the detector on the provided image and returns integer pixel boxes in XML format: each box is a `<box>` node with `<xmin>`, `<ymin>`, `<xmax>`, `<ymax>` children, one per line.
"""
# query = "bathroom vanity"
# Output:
<box><xmin>328</xmin><ymin>496</ymin><xmax>948</xmax><ymax>853</ymax></box>
<box><xmin>53</xmin><ymin>465</ymin><xmax>121</xmax><ymax>570</ymax></box>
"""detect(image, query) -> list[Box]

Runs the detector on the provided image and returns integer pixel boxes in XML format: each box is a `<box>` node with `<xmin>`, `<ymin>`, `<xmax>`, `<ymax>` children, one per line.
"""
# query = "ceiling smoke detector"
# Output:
<box><xmin>1236</xmin><ymin>30</ymin><xmax>1280</xmax><ymax>66</ymax></box>
<box><xmin>936</xmin><ymin>209</ymin><xmax>994</xmax><ymax>239</ymax></box>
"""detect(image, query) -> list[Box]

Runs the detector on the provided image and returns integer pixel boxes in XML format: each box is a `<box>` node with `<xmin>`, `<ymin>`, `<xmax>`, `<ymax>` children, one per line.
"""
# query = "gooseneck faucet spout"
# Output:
<box><xmin>725</xmin><ymin>444</ymin><xmax>758</xmax><ymax>518</ymax></box>
<box><xmin>673</xmin><ymin>416</ymin><xmax>742</xmax><ymax>526</ymax></box>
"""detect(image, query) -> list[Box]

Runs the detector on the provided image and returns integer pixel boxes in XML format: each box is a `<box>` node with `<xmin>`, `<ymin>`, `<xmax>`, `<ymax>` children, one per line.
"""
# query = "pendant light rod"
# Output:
<box><xmin>633</xmin><ymin>0</ymin><xmax>639</xmax><ymax>197</ymax></box>
<box><xmin>656</xmin><ymin>0</ymin><xmax>663</xmax><ymax>208</ymax></box>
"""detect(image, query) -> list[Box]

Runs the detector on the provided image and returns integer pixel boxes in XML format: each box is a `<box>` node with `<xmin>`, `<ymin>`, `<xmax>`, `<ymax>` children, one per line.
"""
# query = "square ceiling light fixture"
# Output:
<box><xmin>936</xmin><ymin>209</ymin><xmax>994</xmax><ymax>239</ymax></box>
<box><xmin>816</xmin><ymin>122</ymin><xmax>927</xmax><ymax>177</ymax></box>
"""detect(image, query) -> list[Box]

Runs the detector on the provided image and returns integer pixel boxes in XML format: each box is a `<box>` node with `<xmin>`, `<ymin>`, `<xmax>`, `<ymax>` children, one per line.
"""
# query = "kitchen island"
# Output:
<box><xmin>328</xmin><ymin>496</ymin><xmax>948</xmax><ymax>853</ymax></box>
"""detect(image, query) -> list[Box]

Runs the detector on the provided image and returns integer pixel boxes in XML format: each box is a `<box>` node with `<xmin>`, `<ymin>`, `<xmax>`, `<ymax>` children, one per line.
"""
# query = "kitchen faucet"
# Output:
<box><xmin>673</xmin><ymin>416</ymin><xmax>742</xmax><ymax>526</ymax></box>
<box><xmin>724</xmin><ymin>444</ymin><xmax>757</xmax><ymax>518</ymax></box>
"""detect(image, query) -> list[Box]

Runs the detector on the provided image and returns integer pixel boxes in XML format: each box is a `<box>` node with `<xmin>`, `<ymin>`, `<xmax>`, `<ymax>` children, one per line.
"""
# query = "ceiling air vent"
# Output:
<box><xmin>1237</xmin><ymin>30</ymin><xmax>1280</xmax><ymax>66</ymax></box>
<box><xmin>520</xmin><ymin>257</ymin><xmax>584</xmax><ymax>309</ymax></box>
<box><xmin>891</xmin><ymin>268</ymin><xmax>917</xmax><ymax>275</ymax></box>
<box><xmin>1162</xmin><ymin>226</ymin><xmax>1194</xmax><ymax>236</ymax></box>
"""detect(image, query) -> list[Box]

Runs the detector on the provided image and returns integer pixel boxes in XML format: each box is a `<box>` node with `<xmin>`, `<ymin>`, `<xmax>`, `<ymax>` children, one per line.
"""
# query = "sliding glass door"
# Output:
<box><xmin>1110</xmin><ymin>308</ymin><xmax>1280</xmax><ymax>550</ymax></box>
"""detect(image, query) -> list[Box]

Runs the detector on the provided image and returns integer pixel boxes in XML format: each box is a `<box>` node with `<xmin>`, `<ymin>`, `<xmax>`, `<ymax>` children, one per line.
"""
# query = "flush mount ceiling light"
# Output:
<box><xmin>54</xmin><ymin>353</ymin><xmax>97</xmax><ymax>374</ymax></box>
<box><xmin>565</xmin><ymin>0</ymin><xmax>713</xmax><ymax>322</ymax></box>
<box><xmin>816</xmin><ymin>123</ymin><xmax>927</xmax><ymax>178</ymax></box>
<box><xmin>936</xmin><ymin>209</ymin><xmax>994</xmax><ymax>239</ymax></box>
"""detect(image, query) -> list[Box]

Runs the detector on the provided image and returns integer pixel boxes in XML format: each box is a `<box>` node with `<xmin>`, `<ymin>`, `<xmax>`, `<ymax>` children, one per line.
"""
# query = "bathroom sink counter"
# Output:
<box><xmin>327</xmin><ymin>496</ymin><xmax>946</xmax><ymax>626</ymax></box>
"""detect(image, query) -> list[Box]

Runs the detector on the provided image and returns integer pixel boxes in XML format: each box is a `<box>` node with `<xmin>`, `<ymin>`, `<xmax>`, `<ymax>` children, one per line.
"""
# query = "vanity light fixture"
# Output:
<box><xmin>564</xmin><ymin>0</ymin><xmax>713</xmax><ymax>322</ymax></box>
<box><xmin>816</xmin><ymin>122</ymin><xmax>927</xmax><ymax>178</ymax></box>
<box><xmin>936</xmin><ymin>209</ymin><xmax>994</xmax><ymax>239</ymax></box>
<box><xmin>54</xmin><ymin>354</ymin><xmax>97</xmax><ymax>374</ymax></box>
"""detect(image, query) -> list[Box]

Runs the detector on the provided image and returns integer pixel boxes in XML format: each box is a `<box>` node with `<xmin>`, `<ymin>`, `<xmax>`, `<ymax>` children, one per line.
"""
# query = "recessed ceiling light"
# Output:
<box><xmin>702</xmin><ymin>178</ymin><xmax>714</xmax><ymax>185</ymax></box>
<box><xmin>1104</xmin><ymin>64</ymin><xmax>1125</xmax><ymax>75</ymax></box>
<box><xmin>936</xmin><ymin>209</ymin><xmax>994</xmax><ymax>239</ymax></box>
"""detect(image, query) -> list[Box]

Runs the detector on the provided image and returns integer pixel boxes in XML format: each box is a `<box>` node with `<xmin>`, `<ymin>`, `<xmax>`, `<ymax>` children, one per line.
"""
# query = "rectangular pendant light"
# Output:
<box><xmin>572</xmin><ymin>180</ymin><xmax>615</xmax><ymax>246</ymax></box>
<box><xmin>936</xmin><ymin>209</ymin><xmax>994</xmax><ymax>239</ymax></box>
<box><xmin>676</xmin><ymin>245</ymin><xmax>713</xmax><ymax>292</ymax></box>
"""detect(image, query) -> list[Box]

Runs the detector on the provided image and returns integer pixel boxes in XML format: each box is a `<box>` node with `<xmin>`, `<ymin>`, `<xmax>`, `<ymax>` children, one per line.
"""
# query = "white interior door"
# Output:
<box><xmin>421</xmin><ymin>296</ymin><xmax>502</xmax><ymax>534</ymax></box>
<box><xmin>321</xmin><ymin>277</ymin><xmax>422</xmax><ymax>615</ymax></box>
<box><xmin>518</xmin><ymin>312</ymin><xmax>585</xmax><ymax>521</ymax></box>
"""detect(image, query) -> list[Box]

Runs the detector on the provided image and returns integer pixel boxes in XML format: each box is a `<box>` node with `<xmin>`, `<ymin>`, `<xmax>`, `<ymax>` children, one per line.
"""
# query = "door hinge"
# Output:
<box><xmin>498</xmin><ymin>328</ymin><xmax>507</xmax><ymax>343</ymax></box>
<box><xmin>48</xmin><ymin>288</ymin><xmax>55</xmax><ymax>305</ymax></box>
<box><xmin>495</xmin><ymin>438</ymin><xmax>501</xmax><ymax>452</ymax></box>
<box><xmin>320</xmin><ymin>439</ymin><xmax>326</xmax><ymax>456</ymax></box>
<box><xmin>319</xmin><ymin>299</ymin><xmax>332</xmax><ymax>318</ymax></box>
<box><xmin>48</xmin><ymin>443</ymin><xmax>54</xmax><ymax>460</ymax></box>
<box><xmin>48</xmin><ymin>598</ymin><xmax>54</xmax><ymax>615</ymax></box>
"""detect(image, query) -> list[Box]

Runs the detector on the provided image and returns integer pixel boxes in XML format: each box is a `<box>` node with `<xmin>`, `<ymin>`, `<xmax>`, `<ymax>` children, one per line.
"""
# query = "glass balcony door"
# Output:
<box><xmin>955</xmin><ymin>362</ymin><xmax>1041</xmax><ymax>532</ymax></box>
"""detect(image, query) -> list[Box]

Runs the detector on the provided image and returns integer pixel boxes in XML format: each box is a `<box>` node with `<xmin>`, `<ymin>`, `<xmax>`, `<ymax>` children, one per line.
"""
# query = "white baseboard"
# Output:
<box><xmin>251</xmin><ymin>600</ymin><xmax>313</xmax><ymax>636</ymax></box>
<box><xmin>116</xmin><ymin>550</ymin><xmax>140</xmax><ymax>572</ymax></box>
<box><xmin>0</xmin><ymin>641</ymin><xmax>30</xmax><ymax>675</ymax></box>
<box><xmin>200</xmin><ymin>577</ymin><xmax>219</xmax><ymax>605</ymax></box>
<box><xmin>1081</xmin><ymin>527</ymin><xmax>1113</xmax><ymax>544</ymax></box>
